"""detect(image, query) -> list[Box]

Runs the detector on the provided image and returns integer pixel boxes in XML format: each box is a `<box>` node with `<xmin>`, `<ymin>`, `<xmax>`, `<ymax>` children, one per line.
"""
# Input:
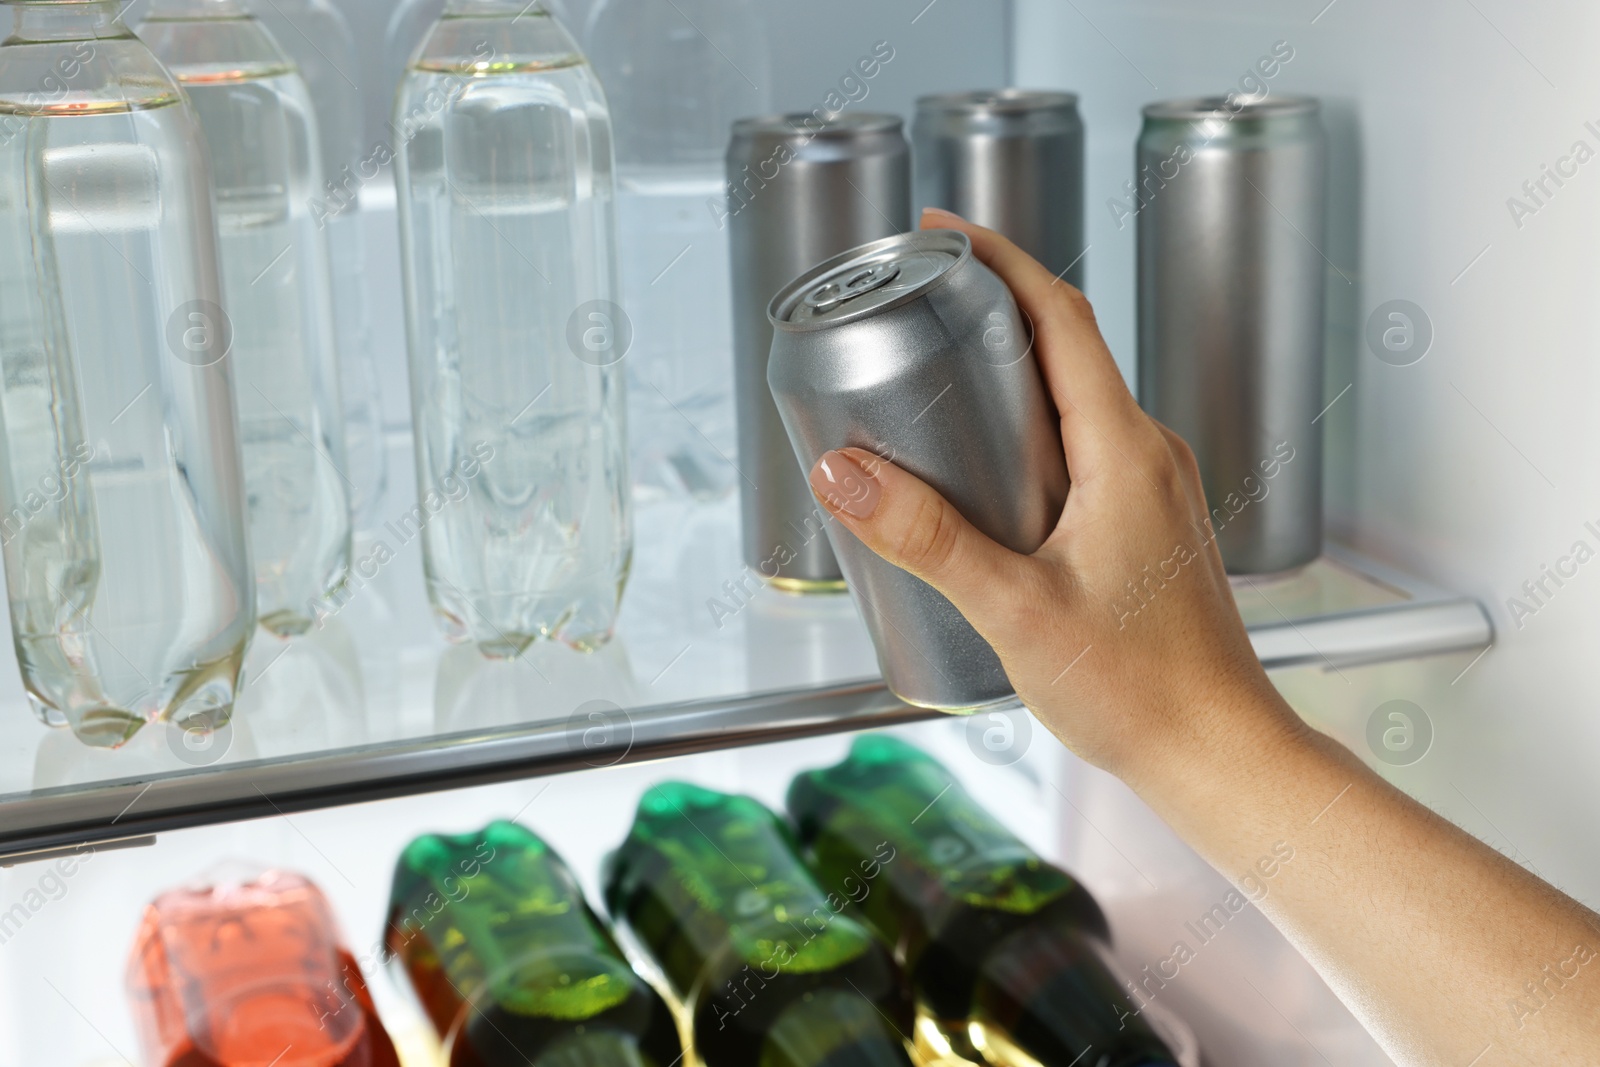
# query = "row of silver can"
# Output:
<box><xmin>737</xmin><ymin>93</ymin><xmax>1328</xmax><ymax>711</ymax></box>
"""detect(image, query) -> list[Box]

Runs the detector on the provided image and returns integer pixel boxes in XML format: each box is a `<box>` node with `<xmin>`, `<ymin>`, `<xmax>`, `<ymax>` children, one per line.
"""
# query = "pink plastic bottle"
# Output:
<box><xmin>126</xmin><ymin>867</ymin><xmax>400</xmax><ymax>1067</ymax></box>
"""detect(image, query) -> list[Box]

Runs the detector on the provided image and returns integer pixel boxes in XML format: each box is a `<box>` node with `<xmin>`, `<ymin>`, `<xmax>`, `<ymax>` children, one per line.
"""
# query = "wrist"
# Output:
<box><xmin>1116</xmin><ymin>671</ymin><xmax>1323</xmax><ymax>817</ymax></box>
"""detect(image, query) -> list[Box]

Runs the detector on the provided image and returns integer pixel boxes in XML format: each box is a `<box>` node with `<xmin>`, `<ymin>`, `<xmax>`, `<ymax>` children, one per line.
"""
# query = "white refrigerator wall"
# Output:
<box><xmin>3</xmin><ymin>4</ymin><xmax>1594</xmax><ymax>1066</ymax></box>
<box><xmin>1014</xmin><ymin>0</ymin><xmax>1600</xmax><ymax>1049</ymax></box>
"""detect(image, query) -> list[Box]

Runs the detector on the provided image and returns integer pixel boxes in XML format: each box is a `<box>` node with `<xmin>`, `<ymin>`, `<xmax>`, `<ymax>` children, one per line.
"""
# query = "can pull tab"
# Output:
<box><xmin>804</xmin><ymin>263</ymin><xmax>901</xmax><ymax>313</ymax></box>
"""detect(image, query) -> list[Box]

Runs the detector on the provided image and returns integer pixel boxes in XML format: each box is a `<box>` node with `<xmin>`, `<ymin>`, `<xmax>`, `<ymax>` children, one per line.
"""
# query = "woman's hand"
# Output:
<box><xmin>809</xmin><ymin>208</ymin><xmax>1600</xmax><ymax>1066</ymax></box>
<box><xmin>808</xmin><ymin>207</ymin><xmax>1304</xmax><ymax>791</ymax></box>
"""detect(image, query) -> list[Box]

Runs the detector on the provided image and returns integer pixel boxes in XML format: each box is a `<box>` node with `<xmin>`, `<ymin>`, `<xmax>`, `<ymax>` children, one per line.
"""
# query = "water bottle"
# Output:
<box><xmin>139</xmin><ymin>0</ymin><xmax>353</xmax><ymax>638</ymax></box>
<box><xmin>0</xmin><ymin>0</ymin><xmax>254</xmax><ymax>746</ymax></box>
<box><xmin>383</xmin><ymin>0</ymin><xmax>574</xmax><ymax>116</ymax></box>
<box><xmin>584</xmin><ymin>0</ymin><xmax>767</xmax><ymax>499</ymax></box>
<box><xmin>250</xmin><ymin>0</ymin><xmax>389</xmax><ymax>530</ymax></box>
<box><xmin>394</xmin><ymin>0</ymin><xmax>631</xmax><ymax>657</ymax></box>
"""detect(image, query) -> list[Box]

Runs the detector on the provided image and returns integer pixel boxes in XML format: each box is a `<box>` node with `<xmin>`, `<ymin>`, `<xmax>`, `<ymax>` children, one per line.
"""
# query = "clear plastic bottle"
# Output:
<box><xmin>249</xmin><ymin>0</ymin><xmax>388</xmax><ymax>530</ymax></box>
<box><xmin>394</xmin><ymin>0</ymin><xmax>631</xmax><ymax>657</ymax></box>
<box><xmin>584</xmin><ymin>0</ymin><xmax>767</xmax><ymax>500</ymax></box>
<box><xmin>382</xmin><ymin>0</ymin><xmax>574</xmax><ymax>111</ymax></box>
<box><xmin>139</xmin><ymin>0</ymin><xmax>352</xmax><ymax>638</ymax></box>
<box><xmin>0</xmin><ymin>0</ymin><xmax>254</xmax><ymax>746</ymax></box>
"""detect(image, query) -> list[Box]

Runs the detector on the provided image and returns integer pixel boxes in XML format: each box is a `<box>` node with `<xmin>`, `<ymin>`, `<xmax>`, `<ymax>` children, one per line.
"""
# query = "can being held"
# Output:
<box><xmin>768</xmin><ymin>230</ymin><xmax>1068</xmax><ymax>712</ymax></box>
<box><xmin>914</xmin><ymin>89</ymin><xmax>1086</xmax><ymax>289</ymax></box>
<box><xmin>727</xmin><ymin>113</ymin><xmax>911</xmax><ymax>593</ymax></box>
<box><xmin>1137</xmin><ymin>96</ymin><xmax>1327</xmax><ymax>575</ymax></box>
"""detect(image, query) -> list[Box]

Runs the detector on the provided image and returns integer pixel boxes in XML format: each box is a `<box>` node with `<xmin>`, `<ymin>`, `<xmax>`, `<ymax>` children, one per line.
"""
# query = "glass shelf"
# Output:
<box><xmin>0</xmin><ymin>440</ymin><xmax>1490</xmax><ymax>863</ymax></box>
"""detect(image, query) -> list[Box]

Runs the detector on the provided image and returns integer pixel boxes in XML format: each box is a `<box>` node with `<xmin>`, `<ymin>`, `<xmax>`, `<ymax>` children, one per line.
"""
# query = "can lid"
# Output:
<box><xmin>769</xmin><ymin>230</ymin><xmax>969</xmax><ymax>329</ymax></box>
<box><xmin>730</xmin><ymin>111</ymin><xmax>904</xmax><ymax>143</ymax></box>
<box><xmin>1142</xmin><ymin>94</ymin><xmax>1319</xmax><ymax>121</ymax></box>
<box><xmin>916</xmin><ymin>88</ymin><xmax>1079</xmax><ymax>115</ymax></box>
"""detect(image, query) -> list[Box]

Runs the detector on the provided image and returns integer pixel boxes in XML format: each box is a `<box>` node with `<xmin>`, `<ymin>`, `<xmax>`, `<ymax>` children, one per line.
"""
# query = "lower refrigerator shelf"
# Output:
<box><xmin>0</xmin><ymin>448</ymin><xmax>1491</xmax><ymax>862</ymax></box>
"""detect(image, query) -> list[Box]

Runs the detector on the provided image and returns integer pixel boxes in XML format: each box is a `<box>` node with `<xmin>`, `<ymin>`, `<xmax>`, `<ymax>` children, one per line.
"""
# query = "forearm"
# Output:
<box><xmin>1134</xmin><ymin>689</ymin><xmax>1600</xmax><ymax>1066</ymax></box>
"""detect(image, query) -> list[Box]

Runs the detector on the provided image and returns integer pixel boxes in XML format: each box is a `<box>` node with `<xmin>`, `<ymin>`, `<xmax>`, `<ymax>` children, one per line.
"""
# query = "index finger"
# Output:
<box><xmin>920</xmin><ymin>208</ymin><xmax>1148</xmax><ymax>466</ymax></box>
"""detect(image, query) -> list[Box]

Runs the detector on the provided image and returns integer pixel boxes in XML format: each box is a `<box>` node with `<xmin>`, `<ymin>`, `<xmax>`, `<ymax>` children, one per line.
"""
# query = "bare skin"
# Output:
<box><xmin>805</xmin><ymin>206</ymin><xmax>1600</xmax><ymax>1066</ymax></box>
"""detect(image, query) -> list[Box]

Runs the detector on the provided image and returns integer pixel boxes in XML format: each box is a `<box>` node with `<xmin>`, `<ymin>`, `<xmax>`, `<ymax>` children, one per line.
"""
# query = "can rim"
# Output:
<box><xmin>915</xmin><ymin>88</ymin><xmax>1079</xmax><ymax>115</ymax></box>
<box><xmin>767</xmin><ymin>230</ymin><xmax>972</xmax><ymax>332</ymax></box>
<box><xmin>730</xmin><ymin>111</ymin><xmax>905</xmax><ymax>141</ymax></box>
<box><xmin>1142</xmin><ymin>94</ymin><xmax>1319</xmax><ymax>121</ymax></box>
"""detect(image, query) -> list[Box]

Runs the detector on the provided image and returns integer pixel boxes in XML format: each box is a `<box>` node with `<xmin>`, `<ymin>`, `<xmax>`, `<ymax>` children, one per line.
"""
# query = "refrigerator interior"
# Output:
<box><xmin>2</xmin><ymin>0</ymin><xmax>1594</xmax><ymax>1065</ymax></box>
<box><xmin>0</xmin><ymin>712</ymin><xmax>1402</xmax><ymax>1066</ymax></box>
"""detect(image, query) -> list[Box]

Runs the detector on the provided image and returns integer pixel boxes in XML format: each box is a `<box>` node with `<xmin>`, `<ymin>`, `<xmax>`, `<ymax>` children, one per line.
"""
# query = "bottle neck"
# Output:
<box><xmin>7</xmin><ymin>1</ymin><xmax>128</xmax><ymax>43</ymax></box>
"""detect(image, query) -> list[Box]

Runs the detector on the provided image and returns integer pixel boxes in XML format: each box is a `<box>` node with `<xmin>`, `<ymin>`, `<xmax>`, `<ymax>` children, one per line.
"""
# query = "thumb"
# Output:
<box><xmin>807</xmin><ymin>448</ymin><xmax>1028</xmax><ymax>628</ymax></box>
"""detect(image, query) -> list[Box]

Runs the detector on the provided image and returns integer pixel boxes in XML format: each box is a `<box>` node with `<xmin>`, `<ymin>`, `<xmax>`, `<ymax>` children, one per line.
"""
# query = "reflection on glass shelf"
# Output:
<box><xmin>0</xmin><ymin>488</ymin><xmax>881</xmax><ymax>798</ymax></box>
<box><xmin>0</xmin><ymin>442</ymin><xmax>1490</xmax><ymax>860</ymax></box>
<box><xmin>1232</xmin><ymin>556</ymin><xmax>1407</xmax><ymax>627</ymax></box>
<box><xmin>1240</xmin><ymin>547</ymin><xmax>1490</xmax><ymax>672</ymax></box>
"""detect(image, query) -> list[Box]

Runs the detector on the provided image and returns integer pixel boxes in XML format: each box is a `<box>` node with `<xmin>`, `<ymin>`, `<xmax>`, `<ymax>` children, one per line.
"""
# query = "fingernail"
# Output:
<box><xmin>810</xmin><ymin>449</ymin><xmax>882</xmax><ymax>519</ymax></box>
<box><xmin>921</xmin><ymin>206</ymin><xmax>966</xmax><ymax>226</ymax></box>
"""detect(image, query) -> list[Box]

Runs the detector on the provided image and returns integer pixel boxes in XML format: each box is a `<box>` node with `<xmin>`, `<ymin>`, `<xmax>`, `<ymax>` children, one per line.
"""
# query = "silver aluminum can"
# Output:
<box><xmin>767</xmin><ymin>230</ymin><xmax>1068</xmax><ymax>712</ymax></box>
<box><xmin>1137</xmin><ymin>96</ymin><xmax>1327</xmax><ymax>575</ymax></box>
<box><xmin>727</xmin><ymin>113</ymin><xmax>911</xmax><ymax>592</ymax></box>
<box><xmin>913</xmin><ymin>90</ymin><xmax>1085</xmax><ymax>289</ymax></box>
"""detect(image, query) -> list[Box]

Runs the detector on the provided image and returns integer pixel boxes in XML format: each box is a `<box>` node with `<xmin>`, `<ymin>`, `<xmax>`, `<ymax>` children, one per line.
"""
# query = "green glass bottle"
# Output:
<box><xmin>602</xmin><ymin>782</ymin><xmax>917</xmax><ymax>1067</ymax></box>
<box><xmin>385</xmin><ymin>820</ymin><xmax>683</xmax><ymax>1067</ymax></box>
<box><xmin>787</xmin><ymin>735</ymin><xmax>1179</xmax><ymax>1067</ymax></box>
